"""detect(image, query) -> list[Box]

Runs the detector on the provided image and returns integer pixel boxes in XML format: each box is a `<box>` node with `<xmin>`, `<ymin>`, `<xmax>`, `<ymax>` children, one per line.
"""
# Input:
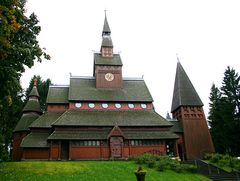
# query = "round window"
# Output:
<box><xmin>75</xmin><ymin>103</ymin><xmax>82</xmax><ymax>108</ymax></box>
<box><xmin>115</xmin><ymin>103</ymin><xmax>121</xmax><ymax>109</ymax></box>
<box><xmin>141</xmin><ymin>104</ymin><xmax>147</xmax><ymax>109</ymax></box>
<box><xmin>88</xmin><ymin>103</ymin><xmax>95</xmax><ymax>108</ymax></box>
<box><xmin>128</xmin><ymin>104</ymin><xmax>135</xmax><ymax>109</ymax></box>
<box><xmin>102</xmin><ymin>103</ymin><xmax>108</xmax><ymax>109</ymax></box>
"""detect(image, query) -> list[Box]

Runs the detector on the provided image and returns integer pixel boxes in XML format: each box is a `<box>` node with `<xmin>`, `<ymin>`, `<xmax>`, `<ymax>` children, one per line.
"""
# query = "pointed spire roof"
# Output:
<box><xmin>22</xmin><ymin>79</ymin><xmax>42</xmax><ymax>114</ymax></box>
<box><xmin>101</xmin><ymin>11</ymin><xmax>113</xmax><ymax>48</ymax></box>
<box><xmin>29</xmin><ymin>79</ymin><xmax>39</xmax><ymax>98</ymax></box>
<box><xmin>102</xmin><ymin>10</ymin><xmax>111</xmax><ymax>36</ymax></box>
<box><xmin>171</xmin><ymin>62</ymin><xmax>203</xmax><ymax>112</ymax></box>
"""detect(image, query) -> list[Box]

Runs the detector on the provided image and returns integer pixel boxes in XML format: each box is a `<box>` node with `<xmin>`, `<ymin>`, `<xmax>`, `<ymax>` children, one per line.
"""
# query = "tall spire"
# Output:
<box><xmin>171</xmin><ymin>62</ymin><xmax>203</xmax><ymax>112</ymax></box>
<box><xmin>101</xmin><ymin>10</ymin><xmax>113</xmax><ymax>57</ymax></box>
<box><xmin>102</xmin><ymin>10</ymin><xmax>111</xmax><ymax>36</ymax></box>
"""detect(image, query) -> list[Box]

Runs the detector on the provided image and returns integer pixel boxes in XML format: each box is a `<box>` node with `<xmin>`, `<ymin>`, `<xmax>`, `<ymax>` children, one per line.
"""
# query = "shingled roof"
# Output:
<box><xmin>22</xmin><ymin>99</ymin><xmax>42</xmax><ymax>113</ymax></box>
<box><xmin>102</xmin><ymin>12</ymin><xmax>111</xmax><ymax>35</ymax></box>
<box><xmin>13</xmin><ymin>113</ymin><xmax>39</xmax><ymax>132</ymax></box>
<box><xmin>48</xmin><ymin>130</ymin><xmax>108</xmax><ymax>140</ymax></box>
<box><xmin>29</xmin><ymin>86</ymin><xmax>39</xmax><ymax>97</ymax></box>
<box><xmin>169</xmin><ymin>121</ymin><xmax>183</xmax><ymax>133</ymax></box>
<box><xmin>53</xmin><ymin>109</ymin><xmax>172</xmax><ymax>127</ymax></box>
<box><xmin>171</xmin><ymin>62</ymin><xmax>203</xmax><ymax>112</ymax></box>
<box><xmin>30</xmin><ymin>112</ymin><xmax>63</xmax><ymax>128</ymax></box>
<box><xmin>94</xmin><ymin>53</ymin><xmax>122</xmax><ymax>66</ymax></box>
<box><xmin>124</xmin><ymin>131</ymin><xmax>178</xmax><ymax>139</ymax></box>
<box><xmin>68</xmin><ymin>77</ymin><xmax>153</xmax><ymax>102</ymax></box>
<box><xmin>48</xmin><ymin>130</ymin><xmax>178</xmax><ymax>140</ymax></box>
<box><xmin>21</xmin><ymin>133</ymin><xmax>50</xmax><ymax>148</ymax></box>
<box><xmin>46</xmin><ymin>86</ymin><xmax>69</xmax><ymax>104</ymax></box>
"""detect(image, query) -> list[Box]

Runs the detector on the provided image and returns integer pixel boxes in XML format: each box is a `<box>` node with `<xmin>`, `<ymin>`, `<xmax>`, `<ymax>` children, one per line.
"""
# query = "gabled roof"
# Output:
<box><xmin>171</xmin><ymin>62</ymin><xmax>203</xmax><ymax>112</ymax></box>
<box><xmin>21</xmin><ymin>133</ymin><xmax>50</xmax><ymax>148</ymax></box>
<box><xmin>53</xmin><ymin>109</ymin><xmax>172</xmax><ymax>127</ymax></box>
<box><xmin>68</xmin><ymin>77</ymin><xmax>153</xmax><ymax>102</ymax></box>
<box><xmin>94</xmin><ymin>53</ymin><xmax>122</xmax><ymax>66</ymax></box>
<box><xmin>23</xmin><ymin>99</ymin><xmax>42</xmax><ymax>113</ymax></box>
<box><xmin>29</xmin><ymin>86</ymin><xmax>39</xmax><ymax>97</ymax></box>
<box><xmin>46</xmin><ymin>86</ymin><xmax>69</xmax><ymax>104</ymax></box>
<box><xmin>30</xmin><ymin>112</ymin><xmax>63</xmax><ymax>128</ymax></box>
<box><xmin>13</xmin><ymin>113</ymin><xmax>39</xmax><ymax>132</ymax></box>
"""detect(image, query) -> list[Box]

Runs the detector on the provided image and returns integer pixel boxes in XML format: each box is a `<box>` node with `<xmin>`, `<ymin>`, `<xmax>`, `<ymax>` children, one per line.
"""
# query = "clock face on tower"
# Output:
<box><xmin>105</xmin><ymin>73</ymin><xmax>114</xmax><ymax>81</ymax></box>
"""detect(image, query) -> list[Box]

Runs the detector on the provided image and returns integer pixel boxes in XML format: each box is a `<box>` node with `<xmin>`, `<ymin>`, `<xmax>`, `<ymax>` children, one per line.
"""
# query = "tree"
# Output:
<box><xmin>0</xmin><ymin>0</ymin><xmax>50</xmax><ymax>160</ymax></box>
<box><xmin>25</xmin><ymin>75</ymin><xmax>52</xmax><ymax>111</ymax></box>
<box><xmin>208</xmin><ymin>67</ymin><xmax>240</xmax><ymax>156</ymax></box>
<box><xmin>0</xmin><ymin>0</ymin><xmax>50</xmax><ymax>110</ymax></box>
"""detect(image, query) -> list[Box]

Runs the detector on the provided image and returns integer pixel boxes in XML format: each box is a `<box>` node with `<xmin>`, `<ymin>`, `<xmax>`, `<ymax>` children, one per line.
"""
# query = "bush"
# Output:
<box><xmin>205</xmin><ymin>153</ymin><xmax>240</xmax><ymax>172</ymax></box>
<box><xmin>130</xmin><ymin>153</ymin><xmax>197</xmax><ymax>173</ymax></box>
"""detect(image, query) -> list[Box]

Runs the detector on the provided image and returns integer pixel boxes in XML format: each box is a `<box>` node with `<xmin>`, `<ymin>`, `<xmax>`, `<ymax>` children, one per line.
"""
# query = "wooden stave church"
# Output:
<box><xmin>12</xmin><ymin>14</ymin><xmax>214</xmax><ymax>161</ymax></box>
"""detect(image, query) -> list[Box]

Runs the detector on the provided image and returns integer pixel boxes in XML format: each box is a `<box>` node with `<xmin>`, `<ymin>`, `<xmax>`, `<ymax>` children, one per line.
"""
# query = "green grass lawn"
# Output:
<box><xmin>0</xmin><ymin>161</ymin><xmax>210</xmax><ymax>181</ymax></box>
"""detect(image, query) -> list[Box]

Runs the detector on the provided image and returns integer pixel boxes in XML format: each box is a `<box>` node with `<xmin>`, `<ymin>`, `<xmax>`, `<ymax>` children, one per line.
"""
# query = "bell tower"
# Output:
<box><xmin>171</xmin><ymin>62</ymin><xmax>214</xmax><ymax>160</ymax></box>
<box><xmin>94</xmin><ymin>11</ymin><xmax>123</xmax><ymax>89</ymax></box>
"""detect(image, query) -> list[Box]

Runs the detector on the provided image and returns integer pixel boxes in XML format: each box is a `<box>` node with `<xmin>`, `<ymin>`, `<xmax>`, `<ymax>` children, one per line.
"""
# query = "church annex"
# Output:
<box><xmin>12</xmin><ymin>14</ymin><xmax>214</xmax><ymax>161</ymax></box>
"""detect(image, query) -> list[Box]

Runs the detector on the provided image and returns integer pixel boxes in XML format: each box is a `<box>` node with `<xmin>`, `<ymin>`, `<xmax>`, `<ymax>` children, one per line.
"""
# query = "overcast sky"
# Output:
<box><xmin>22</xmin><ymin>0</ymin><xmax>240</xmax><ymax>117</ymax></box>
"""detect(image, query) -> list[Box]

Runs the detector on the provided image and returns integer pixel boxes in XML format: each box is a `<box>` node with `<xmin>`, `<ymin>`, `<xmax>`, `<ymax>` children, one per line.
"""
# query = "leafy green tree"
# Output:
<box><xmin>0</xmin><ymin>0</ymin><xmax>50</xmax><ymax>110</ymax></box>
<box><xmin>0</xmin><ymin>0</ymin><xmax>50</xmax><ymax>160</ymax></box>
<box><xmin>25</xmin><ymin>75</ymin><xmax>52</xmax><ymax>111</ymax></box>
<box><xmin>208</xmin><ymin>67</ymin><xmax>240</xmax><ymax>156</ymax></box>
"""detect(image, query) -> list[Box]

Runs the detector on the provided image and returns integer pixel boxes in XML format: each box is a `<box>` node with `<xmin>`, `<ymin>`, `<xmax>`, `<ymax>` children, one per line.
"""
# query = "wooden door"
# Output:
<box><xmin>110</xmin><ymin>137</ymin><xmax>123</xmax><ymax>158</ymax></box>
<box><xmin>61</xmin><ymin>141</ymin><xmax>69</xmax><ymax>160</ymax></box>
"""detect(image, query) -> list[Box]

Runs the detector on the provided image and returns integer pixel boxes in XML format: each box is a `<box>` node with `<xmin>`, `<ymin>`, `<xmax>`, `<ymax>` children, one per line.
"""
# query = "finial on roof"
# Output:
<box><xmin>166</xmin><ymin>112</ymin><xmax>171</xmax><ymax>119</ymax></box>
<box><xmin>176</xmin><ymin>53</ymin><xmax>180</xmax><ymax>63</ymax></box>
<box><xmin>33</xmin><ymin>79</ymin><xmax>38</xmax><ymax>86</ymax></box>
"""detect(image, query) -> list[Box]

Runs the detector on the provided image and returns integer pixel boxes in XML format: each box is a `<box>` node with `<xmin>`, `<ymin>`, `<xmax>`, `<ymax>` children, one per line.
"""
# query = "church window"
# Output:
<box><xmin>115</xmin><ymin>103</ymin><xmax>121</xmax><ymax>109</ymax></box>
<box><xmin>141</xmin><ymin>104</ymin><xmax>147</xmax><ymax>109</ymax></box>
<box><xmin>88</xmin><ymin>103</ymin><xmax>95</xmax><ymax>108</ymax></box>
<box><xmin>102</xmin><ymin>103</ymin><xmax>108</xmax><ymax>109</ymax></box>
<box><xmin>131</xmin><ymin>140</ymin><xmax>134</xmax><ymax>145</ymax></box>
<box><xmin>128</xmin><ymin>104</ymin><xmax>134</xmax><ymax>109</ymax></box>
<box><xmin>75</xmin><ymin>103</ymin><xmax>82</xmax><ymax>108</ymax></box>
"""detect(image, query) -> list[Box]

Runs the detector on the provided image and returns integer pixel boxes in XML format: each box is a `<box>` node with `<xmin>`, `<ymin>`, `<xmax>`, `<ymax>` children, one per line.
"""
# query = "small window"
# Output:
<box><xmin>102</xmin><ymin>103</ymin><xmax>108</xmax><ymax>109</ymax></box>
<box><xmin>131</xmin><ymin>140</ymin><xmax>134</xmax><ymax>146</ymax></box>
<box><xmin>141</xmin><ymin>104</ymin><xmax>147</xmax><ymax>109</ymax></box>
<box><xmin>115</xmin><ymin>103</ymin><xmax>121</xmax><ymax>109</ymax></box>
<box><xmin>75</xmin><ymin>103</ymin><xmax>82</xmax><ymax>108</ymax></box>
<box><xmin>128</xmin><ymin>104</ymin><xmax>134</xmax><ymax>109</ymax></box>
<box><xmin>88</xmin><ymin>103</ymin><xmax>95</xmax><ymax>108</ymax></box>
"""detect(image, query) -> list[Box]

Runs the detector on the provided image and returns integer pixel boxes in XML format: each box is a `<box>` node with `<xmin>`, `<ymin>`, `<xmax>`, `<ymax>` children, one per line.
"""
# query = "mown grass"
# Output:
<box><xmin>0</xmin><ymin>161</ymin><xmax>210</xmax><ymax>181</ymax></box>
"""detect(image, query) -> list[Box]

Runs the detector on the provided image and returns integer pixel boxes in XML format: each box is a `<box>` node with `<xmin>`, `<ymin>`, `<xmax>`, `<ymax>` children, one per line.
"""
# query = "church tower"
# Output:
<box><xmin>94</xmin><ymin>12</ymin><xmax>123</xmax><ymax>89</ymax></box>
<box><xmin>171</xmin><ymin>62</ymin><xmax>214</xmax><ymax>160</ymax></box>
<box><xmin>12</xmin><ymin>79</ymin><xmax>42</xmax><ymax>160</ymax></box>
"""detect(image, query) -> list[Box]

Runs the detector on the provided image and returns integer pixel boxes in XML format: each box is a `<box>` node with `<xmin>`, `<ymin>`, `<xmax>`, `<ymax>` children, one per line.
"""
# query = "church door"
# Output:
<box><xmin>61</xmin><ymin>141</ymin><xmax>69</xmax><ymax>160</ymax></box>
<box><xmin>110</xmin><ymin>137</ymin><xmax>123</xmax><ymax>158</ymax></box>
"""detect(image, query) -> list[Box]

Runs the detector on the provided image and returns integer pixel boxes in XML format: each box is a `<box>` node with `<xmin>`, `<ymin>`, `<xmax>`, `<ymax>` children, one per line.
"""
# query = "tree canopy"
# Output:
<box><xmin>208</xmin><ymin>66</ymin><xmax>240</xmax><ymax>156</ymax></box>
<box><xmin>0</xmin><ymin>0</ymin><xmax>50</xmax><ymax>110</ymax></box>
<box><xmin>0</xmin><ymin>0</ymin><xmax>50</xmax><ymax>161</ymax></box>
